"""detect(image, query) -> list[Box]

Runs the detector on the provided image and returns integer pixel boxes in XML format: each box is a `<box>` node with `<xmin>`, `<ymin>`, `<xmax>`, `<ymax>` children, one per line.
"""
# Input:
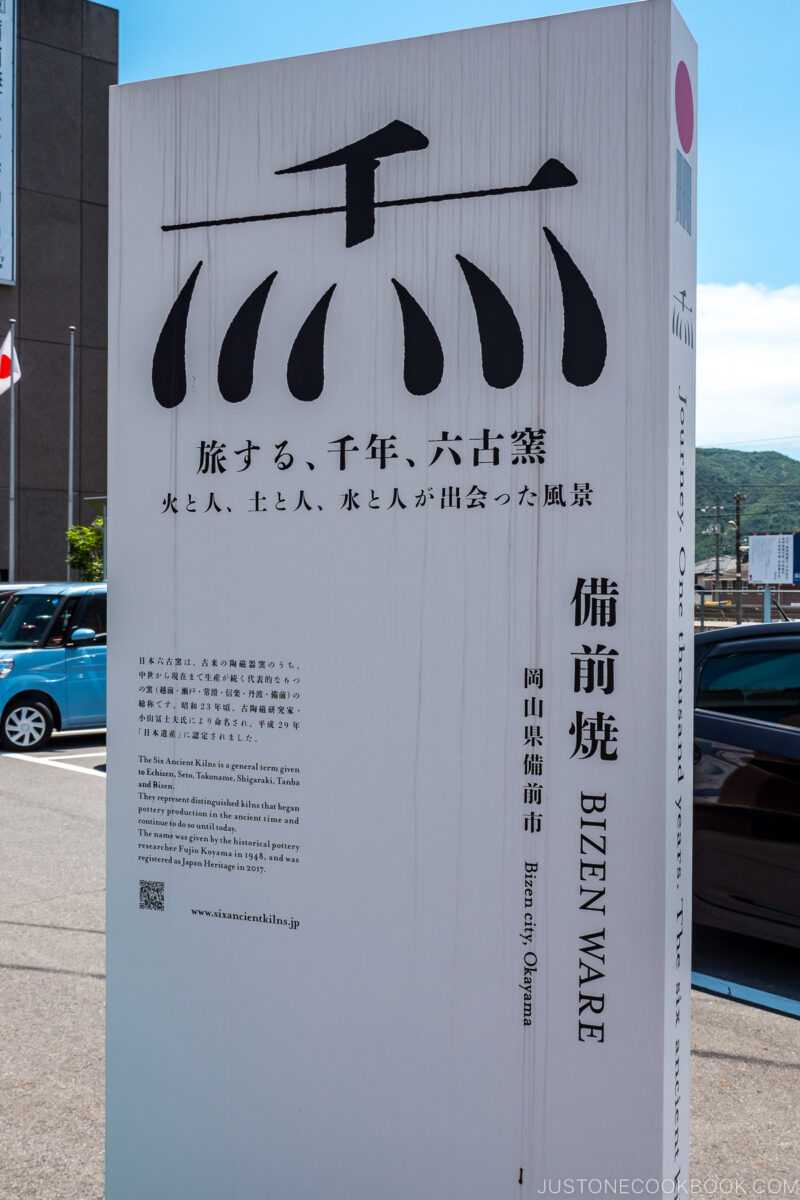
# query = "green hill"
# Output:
<box><xmin>696</xmin><ymin>448</ymin><xmax>800</xmax><ymax>564</ymax></box>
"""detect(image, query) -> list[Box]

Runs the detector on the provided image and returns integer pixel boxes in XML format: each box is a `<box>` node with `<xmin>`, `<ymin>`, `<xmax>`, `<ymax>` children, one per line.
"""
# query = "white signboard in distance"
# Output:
<box><xmin>748</xmin><ymin>533</ymin><xmax>796</xmax><ymax>585</ymax></box>
<box><xmin>107</xmin><ymin>3</ymin><xmax>696</xmax><ymax>1195</ymax></box>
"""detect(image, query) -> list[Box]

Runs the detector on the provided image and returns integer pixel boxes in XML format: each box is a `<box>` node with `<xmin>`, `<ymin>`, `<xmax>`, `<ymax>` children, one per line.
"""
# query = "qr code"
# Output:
<box><xmin>139</xmin><ymin>880</ymin><xmax>165</xmax><ymax>911</ymax></box>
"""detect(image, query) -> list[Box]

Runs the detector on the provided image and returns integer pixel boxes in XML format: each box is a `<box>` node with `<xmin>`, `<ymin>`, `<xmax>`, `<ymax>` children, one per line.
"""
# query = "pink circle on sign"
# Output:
<box><xmin>675</xmin><ymin>61</ymin><xmax>693</xmax><ymax>153</ymax></box>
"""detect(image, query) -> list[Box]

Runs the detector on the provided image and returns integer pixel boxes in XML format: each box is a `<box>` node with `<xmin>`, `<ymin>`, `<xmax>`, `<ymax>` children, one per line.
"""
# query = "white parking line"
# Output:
<box><xmin>2</xmin><ymin>752</ymin><xmax>105</xmax><ymax>777</ymax></box>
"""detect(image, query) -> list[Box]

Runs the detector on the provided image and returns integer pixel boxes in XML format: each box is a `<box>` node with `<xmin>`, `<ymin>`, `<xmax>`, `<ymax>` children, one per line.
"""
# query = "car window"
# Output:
<box><xmin>73</xmin><ymin>593</ymin><xmax>107</xmax><ymax>642</ymax></box>
<box><xmin>697</xmin><ymin>648</ymin><xmax>800</xmax><ymax>726</ymax></box>
<box><xmin>45</xmin><ymin>597</ymin><xmax>82</xmax><ymax>647</ymax></box>
<box><xmin>0</xmin><ymin>593</ymin><xmax>61</xmax><ymax>648</ymax></box>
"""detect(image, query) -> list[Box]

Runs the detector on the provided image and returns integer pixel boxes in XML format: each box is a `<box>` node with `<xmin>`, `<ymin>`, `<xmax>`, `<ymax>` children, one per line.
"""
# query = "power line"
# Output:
<box><xmin>697</xmin><ymin>483</ymin><xmax>800</xmax><ymax>489</ymax></box>
<box><xmin>698</xmin><ymin>436</ymin><xmax>800</xmax><ymax>447</ymax></box>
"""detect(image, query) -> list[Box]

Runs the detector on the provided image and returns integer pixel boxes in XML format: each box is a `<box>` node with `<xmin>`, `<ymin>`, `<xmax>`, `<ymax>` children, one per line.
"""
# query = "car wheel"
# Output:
<box><xmin>1</xmin><ymin>699</ymin><xmax>54</xmax><ymax>752</ymax></box>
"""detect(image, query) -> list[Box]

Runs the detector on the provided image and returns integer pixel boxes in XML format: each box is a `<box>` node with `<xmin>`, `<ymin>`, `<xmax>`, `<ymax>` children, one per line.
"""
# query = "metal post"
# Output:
<box><xmin>699</xmin><ymin>591</ymin><xmax>705</xmax><ymax>631</ymax></box>
<box><xmin>67</xmin><ymin>325</ymin><xmax>76</xmax><ymax>579</ymax></box>
<box><xmin>734</xmin><ymin>492</ymin><xmax>746</xmax><ymax>625</ymax></box>
<box><xmin>764</xmin><ymin>585</ymin><xmax>771</xmax><ymax>624</ymax></box>
<box><xmin>714</xmin><ymin>497</ymin><xmax>722</xmax><ymax>593</ymax></box>
<box><xmin>8</xmin><ymin>318</ymin><xmax>15</xmax><ymax>582</ymax></box>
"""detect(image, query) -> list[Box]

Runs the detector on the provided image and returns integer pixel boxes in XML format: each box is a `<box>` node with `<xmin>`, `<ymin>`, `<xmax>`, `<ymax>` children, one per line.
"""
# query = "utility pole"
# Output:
<box><xmin>67</xmin><ymin>325</ymin><xmax>76</xmax><ymax>580</ymax></box>
<box><xmin>734</xmin><ymin>492</ymin><xmax>746</xmax><ymax>624</ymax></box>
<box><xmin>8</xmin><ymin>319</ymin><xmax>16</xmax><ymax>582</ymax></box>
<box><xmin>700</xmin><ymin>500</ymin><xmax>725</xmax><ymax>600</ymax></box>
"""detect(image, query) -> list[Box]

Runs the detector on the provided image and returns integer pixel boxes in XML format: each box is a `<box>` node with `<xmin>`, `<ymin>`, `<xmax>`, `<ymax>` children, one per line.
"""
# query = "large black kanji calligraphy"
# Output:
<box><xmin>152</xmin><ymin>123</ymin><xmax>609</xmax><ymax>406</ymax></box>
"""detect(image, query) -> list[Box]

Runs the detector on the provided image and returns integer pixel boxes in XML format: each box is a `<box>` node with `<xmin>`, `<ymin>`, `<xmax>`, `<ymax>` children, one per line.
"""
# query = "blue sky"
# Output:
<box><xmin>113</xmin><ymin>0</ymin><xmax>800</xmax><ymax>455</ymax></box>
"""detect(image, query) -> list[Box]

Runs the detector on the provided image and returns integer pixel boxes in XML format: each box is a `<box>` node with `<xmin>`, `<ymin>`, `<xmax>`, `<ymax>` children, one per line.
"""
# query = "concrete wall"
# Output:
<box><xmin>0</xmin><ymin>0</ymin><xmax>117</xmax><ymax>580</ymax></box>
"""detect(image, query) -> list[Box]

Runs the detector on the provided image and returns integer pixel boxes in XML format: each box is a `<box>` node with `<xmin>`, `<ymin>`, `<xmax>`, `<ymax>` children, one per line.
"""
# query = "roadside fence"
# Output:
<box><xmin>695</xmin><ymin>586</ymin><xmax>800</xmax><ymax>630</ymax></box>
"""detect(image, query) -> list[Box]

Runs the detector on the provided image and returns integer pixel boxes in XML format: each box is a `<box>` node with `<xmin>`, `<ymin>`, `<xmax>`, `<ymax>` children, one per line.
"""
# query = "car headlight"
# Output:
<box><xmin>0</xmin><ymin>656</ymin><xmax>15</xmax><ymax>679</ymax></box>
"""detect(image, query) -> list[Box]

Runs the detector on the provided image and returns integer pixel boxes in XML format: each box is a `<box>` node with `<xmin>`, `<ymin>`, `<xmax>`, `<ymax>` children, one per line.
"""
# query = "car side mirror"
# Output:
<box><xmin>71</xmin><ymin>627</ymin><xmax>97</xmax><ymax>644</ymax></box>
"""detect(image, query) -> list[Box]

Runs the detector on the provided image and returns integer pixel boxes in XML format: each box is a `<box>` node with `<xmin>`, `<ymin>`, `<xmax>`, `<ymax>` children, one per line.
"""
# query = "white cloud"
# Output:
<box><xmin>696</xmin><ymin>282</ymin><xmax>800</xmax><ymax>454</ymax></box>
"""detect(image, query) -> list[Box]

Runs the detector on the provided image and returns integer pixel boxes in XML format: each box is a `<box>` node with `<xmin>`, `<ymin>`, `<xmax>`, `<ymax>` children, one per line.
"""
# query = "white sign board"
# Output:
<box><xmin>108</xmin><ymin>3</ymin><xmax>696</xmax><ymax>1195</ymax></box>
<box><xmin>0</xmin><ymin>0</ymin><xmax>16</xmax><ymax>285</ymax></box>
<box><xmin>748</xmin><ymin>533</ymin><xmax>798</xmax><ymax>585</ymax></box>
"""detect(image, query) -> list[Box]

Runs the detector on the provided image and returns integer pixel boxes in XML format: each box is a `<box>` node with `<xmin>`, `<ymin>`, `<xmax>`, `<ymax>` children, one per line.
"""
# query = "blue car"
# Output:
<box><xmin>0</xmin><ymin>582</ymin><xmax>106</xmax><ymax>751</ymax></box>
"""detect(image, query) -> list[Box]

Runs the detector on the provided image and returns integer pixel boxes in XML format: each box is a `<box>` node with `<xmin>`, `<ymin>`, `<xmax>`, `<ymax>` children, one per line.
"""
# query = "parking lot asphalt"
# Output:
<box><xmin>691</xmin><ymin>990</ymin><xmax>800</xmax><ymax>1187</ymax></box>
<box><xmin>1</xmin><ymin>735</ymin><xmax>798</xmax><ymax>1199</ymax></box>
<box><xmin>1</xmin><ymin>733</ymin><xmax>106</xmax><ymax>1200</ymax></box>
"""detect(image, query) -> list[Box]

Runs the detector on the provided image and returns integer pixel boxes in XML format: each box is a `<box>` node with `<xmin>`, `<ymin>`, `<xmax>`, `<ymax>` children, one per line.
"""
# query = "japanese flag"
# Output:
<box><xmin>0</xmin><ymin>330</ymin><xmax>21</xmax><ymax>395</ymax></box>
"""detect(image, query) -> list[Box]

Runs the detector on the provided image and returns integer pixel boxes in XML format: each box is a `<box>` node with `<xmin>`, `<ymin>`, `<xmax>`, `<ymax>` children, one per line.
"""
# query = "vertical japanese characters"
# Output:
<box><xmin>520</xmin><ymin>666</ymin><xmax>544</xmax><ymax>1028</ymax></box>
<box><xmin>570</xmin><ymin>577</ymin><xmax>619</xmax><ymax>1046</ymax></box>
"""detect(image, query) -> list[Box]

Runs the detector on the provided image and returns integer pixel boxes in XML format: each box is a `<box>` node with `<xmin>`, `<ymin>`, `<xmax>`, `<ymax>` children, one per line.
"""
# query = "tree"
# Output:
<box><xmin>66</xmin><ymin>518</ymin><xmax>104</xmax><ymax>581</ymax></box>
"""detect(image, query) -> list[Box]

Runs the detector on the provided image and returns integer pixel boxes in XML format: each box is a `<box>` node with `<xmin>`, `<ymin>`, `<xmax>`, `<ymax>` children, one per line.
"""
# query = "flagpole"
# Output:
<box><xmin>8</xmin><ymin>318</ymin><xmax>15</xmax><ymax>582</ymax></box>
<box><xmin>67</xmin><ymin>325</ymin><xmax>75</xmax><ymax>578</ymax></box>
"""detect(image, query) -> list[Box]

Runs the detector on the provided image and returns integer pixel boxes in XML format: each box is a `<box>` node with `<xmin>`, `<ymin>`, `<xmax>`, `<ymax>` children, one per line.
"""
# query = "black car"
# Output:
<box><xmin>694</xmin><ymin>622</ymin><xmax>800</xmax><ymax>949</ymax></box>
